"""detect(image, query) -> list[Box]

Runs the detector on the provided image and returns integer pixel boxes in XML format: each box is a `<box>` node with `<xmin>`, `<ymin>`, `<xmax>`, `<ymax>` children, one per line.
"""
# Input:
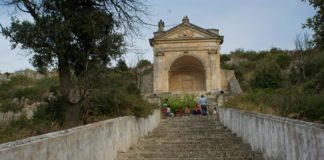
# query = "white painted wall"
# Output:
<box><xmin>0</xmin><ymin>109</ymin><xmax>160</xmax><ymax>160</ymax></box>
<box><xmin>219</xmin><ymin>108</ymin><xmax>324</xmax><ymax>160</ymax></box>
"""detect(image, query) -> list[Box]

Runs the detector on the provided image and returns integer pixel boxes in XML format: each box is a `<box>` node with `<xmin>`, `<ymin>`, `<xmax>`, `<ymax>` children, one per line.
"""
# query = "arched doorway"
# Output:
<box><xmin>169</xmin><ymin>56</ymin><xmax>206</xmax><ymax>92</ymax></box>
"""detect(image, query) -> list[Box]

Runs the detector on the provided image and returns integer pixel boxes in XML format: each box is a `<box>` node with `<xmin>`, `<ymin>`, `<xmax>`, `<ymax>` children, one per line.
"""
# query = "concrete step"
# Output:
<box><xmin>117</xmin><ymin>115</ymin><xmax>264</xmax><ymax>160</ymax></box>
<box><xmin>118</xmin><ymin>151</ymin><xmax>254</xmax><ymax>159</ymax></box>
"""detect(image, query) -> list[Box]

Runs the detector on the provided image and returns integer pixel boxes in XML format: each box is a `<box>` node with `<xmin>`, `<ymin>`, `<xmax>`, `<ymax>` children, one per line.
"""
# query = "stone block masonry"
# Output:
<box><xmin>0</xmin><ymin>109</ymin><xmax>160</xmax><ymax>160</ymax></box>
<box><xmin>219</xmin><ymin>108</ymin><xmax>324</xmax><ymax>160</ymax></box>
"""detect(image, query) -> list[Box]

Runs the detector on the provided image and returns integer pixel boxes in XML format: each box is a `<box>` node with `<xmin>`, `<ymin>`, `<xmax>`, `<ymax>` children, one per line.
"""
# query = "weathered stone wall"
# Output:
<box><xmin>219</xmin><ymin>108</ymin><xmax>324</xmax><ymax>160</ymax></box>
<box><xmin>228</xmin><ymin>77</ymin><xmax>242</xmax><ymax>94</ymax></box>
<box><xmin>141</xmin><ymin>72</ymin><xmax>153</xmax><ymax>94</ymax></box>
<box><xmin>0</xmin><ymin>109</ymin><xmax>161</xmax><ymax>160</ymax></box>
<box><xmin>220</xmin><ymin>69</ymin><xmax>242</xmax><ymax>94</ymax></box>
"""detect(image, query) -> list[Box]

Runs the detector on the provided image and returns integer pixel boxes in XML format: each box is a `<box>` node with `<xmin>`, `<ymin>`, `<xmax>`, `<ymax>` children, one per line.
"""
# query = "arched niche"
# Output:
<box><xmin>169</xmin><ymin>55</ymin><xmax>206</xmax><ymax>92</ymax></box>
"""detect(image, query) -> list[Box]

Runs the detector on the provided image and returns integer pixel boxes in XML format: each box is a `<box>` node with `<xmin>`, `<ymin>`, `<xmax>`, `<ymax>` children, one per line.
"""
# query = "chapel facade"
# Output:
<box><xmin>149</xmin><ymin>16</ymin><xmax>237</xmax><ymax>94</ymax></box>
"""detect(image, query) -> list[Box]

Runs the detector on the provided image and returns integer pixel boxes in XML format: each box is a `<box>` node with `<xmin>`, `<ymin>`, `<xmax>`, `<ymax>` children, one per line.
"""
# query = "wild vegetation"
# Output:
<box><xmin>0</xmin><ymin>65</ymin><xmax>158</xmax><ymax>144</ymax></box>
<box><xmin>223</xmin><ymin>48</ymin><xmax>324</xmax><ymax>123</ymax></box>
<box><xmin>0</xmin><ymin>75</ymin><xmax>59</xmax><ymax>112</ymax></box>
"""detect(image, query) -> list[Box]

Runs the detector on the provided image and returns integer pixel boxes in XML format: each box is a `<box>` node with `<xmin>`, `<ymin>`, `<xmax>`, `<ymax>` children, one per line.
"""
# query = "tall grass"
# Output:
<box><xmin>0</xmin><ymin>75</ymin><xmax>59</xmax><ymax>112</ymax></box>
<box><xmin>225</xmin><ymin>89</ymin><xmax>324</xmax><ymax>123</ymax></box>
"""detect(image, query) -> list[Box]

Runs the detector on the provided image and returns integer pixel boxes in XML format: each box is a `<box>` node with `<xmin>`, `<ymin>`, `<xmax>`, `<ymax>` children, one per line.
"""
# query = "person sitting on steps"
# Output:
<box><xmin>166</xmin><ymin>107</ymin><xmax>173</xmax><ymax>117</ymax></box>
<box><xmin>213</xmin><ymin>107</ymin><xmax>218</xmax><ymax>115</ymax></box>
<box><xmin>192</xmin><ymin>103</ymin><xmax>201</xmax><ymax>115</ymax></box>
<box><xmin>176</xmin><ymin>107</ymin><xmax>184</xmax><ymax>116</ymax></box>
<box><xmin>184</xmin><ymin>105</ymin><xmax>191</xmax><ymax>116</ymax></box>
<box><xmin>161</xmin><ymin>98</ymin><xmax>168</xmax><ymax>118</ymax></box>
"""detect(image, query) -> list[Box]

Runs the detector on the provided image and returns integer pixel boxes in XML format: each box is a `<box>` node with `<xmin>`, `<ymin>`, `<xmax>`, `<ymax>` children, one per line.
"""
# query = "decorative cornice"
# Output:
<box><xmin>155</xmin><ymin>47</ymin><xmax>218</xmax><ymax>52</ymax></box>
<box><xmin>155</xmin><ymin>50</ymin><xmax>164</xmax><ymax>56</ymax></box>
<box><xmin>208</xmin><ymin>49</ymin><xmax>217</xmax><ymax>54</ymax></box>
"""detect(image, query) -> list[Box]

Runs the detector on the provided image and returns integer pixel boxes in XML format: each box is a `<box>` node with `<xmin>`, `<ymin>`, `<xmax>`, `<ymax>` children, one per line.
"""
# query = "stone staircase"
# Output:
<box><xmin>118</xmin><ymin>115</ymin><xmax>264</xmax><ymax>160</ymax></box>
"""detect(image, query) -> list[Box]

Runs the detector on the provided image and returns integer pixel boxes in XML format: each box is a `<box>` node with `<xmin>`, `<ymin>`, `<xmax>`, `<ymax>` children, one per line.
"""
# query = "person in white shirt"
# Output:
<box><xmin>198</xmin><ymin>95</ymin><xmax>208</xmax><ymax>115</ymax></box>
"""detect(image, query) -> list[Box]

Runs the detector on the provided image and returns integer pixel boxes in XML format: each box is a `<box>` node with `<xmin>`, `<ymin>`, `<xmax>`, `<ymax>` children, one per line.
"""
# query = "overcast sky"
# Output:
<box><xmin>0</xmin><ymin>0</ymin><xmax>315</xmax><ymax>72</ymax></box>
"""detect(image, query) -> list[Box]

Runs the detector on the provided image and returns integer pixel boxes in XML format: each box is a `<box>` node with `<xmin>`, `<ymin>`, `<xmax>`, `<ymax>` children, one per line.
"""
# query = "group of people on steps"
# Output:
<box><xmin>161</xmin><ymin>94</ymin><xmax>217</xmax><ymax>118</ymax></box>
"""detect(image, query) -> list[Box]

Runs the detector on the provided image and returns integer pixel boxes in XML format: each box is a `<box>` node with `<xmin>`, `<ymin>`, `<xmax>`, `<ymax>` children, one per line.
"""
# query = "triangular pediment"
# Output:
<box><xmin>149</xmin><ymin>18</ymin><xmax>224</xmax><ymax>46</ymax></box>
<box><xmin>154</xmin><ymin>23</ymin><xmax>221</xmax><ymax>40</ymax></box>
<box><xmin>160</xmin><ymin>26</ymin><xmax>212</xmax><ymax>40</ymax></box>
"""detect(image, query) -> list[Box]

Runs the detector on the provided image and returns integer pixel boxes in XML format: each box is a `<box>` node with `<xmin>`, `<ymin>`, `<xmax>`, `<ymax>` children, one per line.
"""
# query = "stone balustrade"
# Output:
<box><xmin>219</xmin><ymin>108</ymin><xmax>324</xmax><ymax>160</ymax></box>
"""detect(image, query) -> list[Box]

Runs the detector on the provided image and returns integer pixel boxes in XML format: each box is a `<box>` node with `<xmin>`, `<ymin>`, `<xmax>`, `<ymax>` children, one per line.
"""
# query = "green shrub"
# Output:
<box><xmin>289</xmin><ymin>66</ymin><xmax>304</xmax><ymax>84</ymax></box>
<box><xmin>0</xmin><ymin>75</ymin><xmax>59</xmax><ymax>113</ymax></box>
<box><xmin>304</xmin><ymin>51</ymin><xmax>324</xmax><ymax>77</ymax></box>
<box><xmin>33</xmin><ymin>97</ymin><xmax>67</xmax><ymax>125</ymax></box>
<box><xmin>221</xmin><ymin>63</ymin><xmax>234</xmax><ymax>70</ymax></box>
<box><xmin>275</xmin><ymin>53</ymin><xmax>292</xmax><ymax>69</ymax></box>
<box><xmin>220</xmin><ymin>54</ymin><xmax>230</xmax><ymax>63</ymax></box>
<box><xmin>160</xmin><ymin>94</ymin><xmax>197</xmax><ymax>113</ymax></box>
<box><xmin>82</xmin><ymin>89</ymin><xmax>156</xmax><ymax>120</ymax></box>
<box><xmin>239</xmin><ymin>61</ymin><xmax>256</xmax><ymax>72</ymax></box>
<box><xmin>250</xmin><ymin>59</ymin><xmax>284</xmax><ymax>89</ymax></box>
<box><xmin>303</xmin><ymin>79</ymin><xmax>317</xmax><ymax>92</ymax></box>
<box><xmin>126</xmin><ymin>83</ymin><xmax>140</xmax><ymax>95</ymax></box>
<box><xmin>0</xmin><ymin>100</ymin><xmax>22</xmax><ymax>112</ymax></box>
<box><xmin>315</xmin><ymin>68</ymin><xmax>324</xmax><ymax>92</ymax></box>
<box><xmin>80</xmin><ymin>70</ymin><xmax>157</xmax><ymax>122</ymax></box>
<box><xmin>0</xmin><ymin>114</ymin><xmax>33</xmax><ymax>143</ymax></box>
<box><xmin>13</xmin><ymin>87</ymin><xmax>43</xmax><ymax>102</ymax></box>
<box><xmin>9</xmin><ymin>75</ymin><xmax>34</xmax><ymax>85</ymax></box>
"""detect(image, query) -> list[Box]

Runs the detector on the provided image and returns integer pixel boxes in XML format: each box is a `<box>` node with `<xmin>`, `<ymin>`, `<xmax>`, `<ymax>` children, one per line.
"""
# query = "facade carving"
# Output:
<box><xmin>178</xmin><ymin>30</ymin><xmax>193</xmax><ymax>39</ymax></box>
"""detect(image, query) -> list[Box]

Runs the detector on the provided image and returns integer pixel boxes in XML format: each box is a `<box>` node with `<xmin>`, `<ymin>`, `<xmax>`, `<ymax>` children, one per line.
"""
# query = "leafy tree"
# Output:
<box><xmin>274</xmin><ymin>53</ymin><xmax>292</xmax><ymax>69</ymax></box>
<box><xmin>115</xmin><ymin>59</ymin><xmax>128</xmax><ymax>71</ymax></box>
<box><xmin>0</xmin><ymin>0</ymin><xmax>147</xmax><ymax>103</ymax></box>
<box><xmin>250</xmin><ymin>59</ymin><xmax>284</xmax><ymax>89</ymax></box>
<box><xmin>304</xmin><ymin>51</ymin><xmax>324</xmax><ymax>77</ymax></box>
<box><xmin>136</xmin><ymin>59</ymin><xmax>151</xmax><ymax>68</ymax></box>
<box><xmin>220</xmin><ymin>54</ymin><xmax>230</xmax><ymax>64</ymax></box>
<box><xmin>315</xmin><ymin>68</ymin><xmax>324</xmax><ymax>93</ymax></box>
<box><xmin>302</xmin><ymin>0</ymin><xmax>324</xmax><ymax>50</ymax></box>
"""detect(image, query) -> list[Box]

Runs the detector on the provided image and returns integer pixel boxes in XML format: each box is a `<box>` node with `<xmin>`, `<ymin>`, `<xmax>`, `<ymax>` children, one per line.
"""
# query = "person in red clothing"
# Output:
<box><xmin>161</xmin><ymin>98</ymin><xmax>168</xmax><ymax>118</ymax></box>
<box><xmin>176</xmin><ymin>107</ymin><xmax>184</xmax><ymax>116</ymax></box>
<box><xmin>192</xmin><ymin>103</ymin><xmax>201</xmax><ymax>115</ymax></box>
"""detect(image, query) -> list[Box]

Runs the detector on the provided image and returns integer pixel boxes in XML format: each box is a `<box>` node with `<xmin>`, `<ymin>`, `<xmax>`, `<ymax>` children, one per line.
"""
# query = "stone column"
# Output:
<box><xmin>164</xmin><ymin>66</ymin><xmax>169</xmax><ymax>92</ymax></box>
<box><xmin>215</xmin><ymin>47</ymin><xmax>222</xmax><ymax>90</ymax></box>
<box><xmin>208</xmin><ymin>49</ymin><xmax>218</xmax><ymax>92</ymax></box>
<box><xmin>153</xmin><ymin>49</ymin><xmax>164</xmax><ymax>93</ymax></box>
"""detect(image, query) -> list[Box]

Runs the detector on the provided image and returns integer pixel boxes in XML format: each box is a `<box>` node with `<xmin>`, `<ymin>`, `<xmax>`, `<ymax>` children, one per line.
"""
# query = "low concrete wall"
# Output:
<box><xmin>219</xmin><ymin>108</ymin><xmax>324</xmax><ymax>160</ymax></box>
<box><xmin>0</xmin><ymin>109</ymin><xmax>160</xmax><ymax>160</ymax></box>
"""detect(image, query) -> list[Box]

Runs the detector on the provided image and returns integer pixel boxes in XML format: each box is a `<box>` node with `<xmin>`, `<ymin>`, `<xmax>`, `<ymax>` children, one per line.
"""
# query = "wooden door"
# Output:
<box><xmin>182</xmin><ymin>72</ymin><xmax>193</xmax><ymax>91</ymax></box>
